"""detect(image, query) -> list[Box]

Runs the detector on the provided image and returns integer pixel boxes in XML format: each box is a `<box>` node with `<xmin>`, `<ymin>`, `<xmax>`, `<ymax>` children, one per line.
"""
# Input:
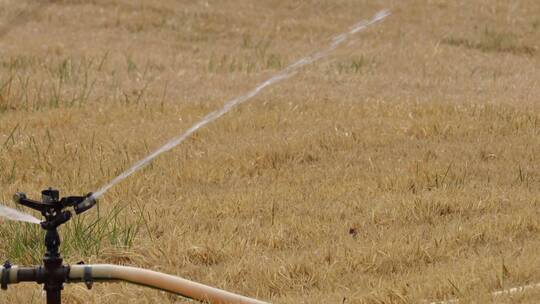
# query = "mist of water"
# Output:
<box><xmin>0</xmin><ymin>203</ymin><xmax>40</xmax><ymax>224</ymax></box>
<box><xmin>88</xmin><ymin>10</ymin><xmax>391</xmax><ymax>202</ymax></box>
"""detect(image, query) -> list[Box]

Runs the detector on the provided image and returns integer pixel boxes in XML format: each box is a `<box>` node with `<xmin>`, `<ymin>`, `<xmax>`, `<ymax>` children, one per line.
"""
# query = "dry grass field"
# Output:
<box><xmin>1</xmin><ymin>0</ymin><xmax>540</xmax><ymax>303</ymax></box>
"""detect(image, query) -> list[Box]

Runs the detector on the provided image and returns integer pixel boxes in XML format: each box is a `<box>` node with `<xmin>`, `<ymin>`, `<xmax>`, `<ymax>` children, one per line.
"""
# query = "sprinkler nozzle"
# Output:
<box><xmin>73</xmin><ymin>193</ymin><xmax>96</xmax><ymax>215</ymax></box>
<box><xmin>12</xmin><ymin>192</ymin><xmax>26</xmax><ymax>204</ymax></box>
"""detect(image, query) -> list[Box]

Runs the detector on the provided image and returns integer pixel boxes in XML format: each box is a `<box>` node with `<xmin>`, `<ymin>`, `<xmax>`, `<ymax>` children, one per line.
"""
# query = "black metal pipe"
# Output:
<box><xmin>16</xmin><ymin>267</ymin><xmax>42</xmax><ymax>282</ymax></box>
<box><xmin>46</xmin><ymin>289</ymin><xmax>61</xmax><ymax>304</ymax></box>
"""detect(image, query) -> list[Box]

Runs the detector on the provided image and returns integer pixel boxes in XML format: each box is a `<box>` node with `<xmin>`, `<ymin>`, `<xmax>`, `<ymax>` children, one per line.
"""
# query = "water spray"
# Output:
<box><xmin>85</xmin><ymin>9</ymin><xmax>391</xmax><ymax>204</ymax></box>
<box><xmin>0</xmin><ymin>204</ymin><xmax>40</xmax><ymax>224</ymax></box>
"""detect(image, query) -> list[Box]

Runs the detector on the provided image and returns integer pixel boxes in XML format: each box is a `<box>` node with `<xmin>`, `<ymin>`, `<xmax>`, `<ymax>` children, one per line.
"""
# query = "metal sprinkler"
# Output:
<box><xmin>3</xmin><ymin>188</ymin><xmax>95</xmax><ymax>304</ymax></box>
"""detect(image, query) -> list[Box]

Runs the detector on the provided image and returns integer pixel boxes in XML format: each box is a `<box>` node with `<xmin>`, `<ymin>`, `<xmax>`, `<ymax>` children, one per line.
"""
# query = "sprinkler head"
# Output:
<box><xmin>13</xmin><ymin>188</ymin><xmax>97</xmax><ymax>229</ymax></box>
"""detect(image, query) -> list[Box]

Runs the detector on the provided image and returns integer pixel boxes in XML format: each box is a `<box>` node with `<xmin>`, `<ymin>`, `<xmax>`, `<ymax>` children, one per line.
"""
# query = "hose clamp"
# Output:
<box><xmin>83</xmin><ymin>266</ymin><xmax>93</xmax><ymax>290</ymax></box>
<box><xmin>1</xmin><ymin>261</ymin><xmax>11</xmax><ymax>290</ymax></box>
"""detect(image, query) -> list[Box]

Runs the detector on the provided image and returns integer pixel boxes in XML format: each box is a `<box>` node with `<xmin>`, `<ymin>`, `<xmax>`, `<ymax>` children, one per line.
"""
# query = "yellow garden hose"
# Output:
<box><xmin>68</xmin><ymin>264</ymin><xmax>268</xmax><ymax>304</ymax></box>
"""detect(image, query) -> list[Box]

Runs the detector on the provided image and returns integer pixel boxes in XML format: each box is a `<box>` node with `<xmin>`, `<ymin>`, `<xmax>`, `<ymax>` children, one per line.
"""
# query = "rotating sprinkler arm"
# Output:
<box><xmin>0</xmin><ymin>264</ymin><xmax>269</xmax><ymax>304</ymax></box>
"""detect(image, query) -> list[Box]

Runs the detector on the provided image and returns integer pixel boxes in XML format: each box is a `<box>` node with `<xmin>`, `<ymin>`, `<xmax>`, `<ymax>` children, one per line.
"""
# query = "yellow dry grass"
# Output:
<box><xmin>1</xmin><ymin>0</ymin><xmax>540</xmax><ymax>303</ymax></box>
